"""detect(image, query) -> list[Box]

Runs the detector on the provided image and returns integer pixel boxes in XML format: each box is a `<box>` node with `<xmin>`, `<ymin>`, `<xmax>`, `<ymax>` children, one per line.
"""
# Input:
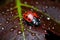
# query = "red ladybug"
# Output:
<box><xmin>23</xmin><ymin>11</ymin><xmax>41</xmax><ymax>27</ymax></box>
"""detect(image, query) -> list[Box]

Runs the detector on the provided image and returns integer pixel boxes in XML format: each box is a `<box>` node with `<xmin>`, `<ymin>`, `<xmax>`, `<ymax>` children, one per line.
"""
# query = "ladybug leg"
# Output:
<box><xmin>23</xmin><ymin>19</ymin><xmax>27</xmax><ymax>25</ymax></box>
<box><xmin>24</xmin><ymin>19</ymin><xmax>33</xmax><ymax>27</ymax></box>
<box><xmin>28</xmin><ymin>22</ymin><xmax>34</xmax><ymax>27</ymax></box>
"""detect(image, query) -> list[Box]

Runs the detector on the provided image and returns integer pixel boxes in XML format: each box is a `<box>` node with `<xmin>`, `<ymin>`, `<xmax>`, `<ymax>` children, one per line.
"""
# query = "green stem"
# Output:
<box><xmin>15</xmin><ymin>0</ymin><xmax>25</xmax><ymax>40</ymax></box>
<box><xmin>21</xmin><ymin>3</ymin><xmax>38</xmax><ymax>11</ymax></box>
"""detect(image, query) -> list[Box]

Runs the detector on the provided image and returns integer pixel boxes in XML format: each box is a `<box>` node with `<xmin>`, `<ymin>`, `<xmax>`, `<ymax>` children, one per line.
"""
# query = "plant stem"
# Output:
<box><xmin>15</xmin><ymin>0</ymin><xmax>25</xmax><ymax>40</ymax></box>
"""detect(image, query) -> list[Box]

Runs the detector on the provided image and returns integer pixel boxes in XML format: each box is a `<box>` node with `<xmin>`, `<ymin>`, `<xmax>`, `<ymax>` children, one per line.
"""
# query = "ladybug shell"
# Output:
<box><xmin>23</xmin><ymin>11</ymin><xmax>39</xmax><ymax>22</ymax></box>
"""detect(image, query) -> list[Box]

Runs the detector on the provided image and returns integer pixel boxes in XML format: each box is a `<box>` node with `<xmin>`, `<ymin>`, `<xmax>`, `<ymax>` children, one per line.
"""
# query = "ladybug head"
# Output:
<box><xmin>32</xmin><ymin>17</ymin><xmax>41</xmax><ymax>26</ymax></box>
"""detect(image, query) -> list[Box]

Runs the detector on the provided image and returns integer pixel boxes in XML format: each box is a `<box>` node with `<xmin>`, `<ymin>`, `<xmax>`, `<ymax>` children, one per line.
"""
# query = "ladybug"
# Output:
<box><xmin>23</xmin><ymin>11</ymin><xmax>41</xmax><ymax>27</ymax></box>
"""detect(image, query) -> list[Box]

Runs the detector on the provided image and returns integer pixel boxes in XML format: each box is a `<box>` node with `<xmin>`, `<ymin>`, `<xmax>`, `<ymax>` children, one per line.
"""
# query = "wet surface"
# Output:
<box><xmin>0</xmin><ymin>0</ymin><xmax>60</xmax><ymax>40</ymax></box>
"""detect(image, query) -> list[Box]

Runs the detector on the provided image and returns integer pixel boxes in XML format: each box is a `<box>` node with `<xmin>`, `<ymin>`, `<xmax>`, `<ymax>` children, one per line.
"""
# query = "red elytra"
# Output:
<box><xmin>23</xmin><ymin>11</ymin><xmax>39</xmax><ymax>22</ymax></box>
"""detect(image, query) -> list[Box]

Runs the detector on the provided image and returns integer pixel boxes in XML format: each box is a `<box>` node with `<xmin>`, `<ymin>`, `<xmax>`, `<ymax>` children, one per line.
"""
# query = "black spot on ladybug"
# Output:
<box><xmin>28</xmin><ymin>19</ymin><xmax>30</xmax><ymax>20</ymax></box>
<box><xmin>26</xmin><ymin>16</ymin><xmax>27</xmax><ymax>18</ymax></box>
